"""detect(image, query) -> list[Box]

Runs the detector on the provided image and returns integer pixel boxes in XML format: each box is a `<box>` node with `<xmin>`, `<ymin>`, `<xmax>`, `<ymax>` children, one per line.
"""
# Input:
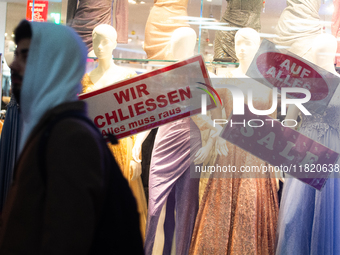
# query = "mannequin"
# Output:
<box><xmin>230</xmin><ymin>27</ymin><xmax>260</xmax><ymax>77</ymax></box>
<box><xmin>82</xmin><ymin>24</ymin><xmax>135</xmax><ymax>93</ymax></box>
<box><xmin>189</xmin><ymin>28</ymin><xmax>279</xmax><ymax>255</ymax></box>
<box><xmin>68</xmin><ymin>0</ymin><xmax>129</xmax><ymax>51</ymax></box>
<box><xmin>144</xmin><ymin>0</ymin><xmax>189</xmax><ymax>60</ymax></box>
<box><xmin>214</xmin><ymin>0</ymin><xmax>262</xmax><ymax>62</ymax></box>
<box><xmin>132</xmin><ymin>28</ymin><xmax>219</xmax><ymax>162</ymax></box>
<box><xmin>276</xmin><ymin>33</ymin><xmax>340</xmax><ymax>254</ymax></box>
<box><xmin>137</xmin><ymin>27</ymin><xmax>221</xmax><ymax>255</ymax></box>
<box><xmin>274</xmin><ymin>0</ymin><xmax>322</xmax><ymax>62</ymax></box>
<box><xmin>81</xmin><ymin>24</ymin><xmax>147</xmax><ymax>241</ymax></box>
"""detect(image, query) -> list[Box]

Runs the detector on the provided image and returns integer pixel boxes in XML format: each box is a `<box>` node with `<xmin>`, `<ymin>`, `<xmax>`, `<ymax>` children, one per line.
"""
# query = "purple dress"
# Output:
<box><xmin>144</xmin><ymin>117</ymin><xmax>202</xmax><ymax>255</ymax></box>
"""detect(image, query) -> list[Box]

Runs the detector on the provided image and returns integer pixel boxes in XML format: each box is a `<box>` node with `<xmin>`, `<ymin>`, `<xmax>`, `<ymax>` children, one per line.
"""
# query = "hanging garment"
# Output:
<box><xmin>0</xmin><ymin>96</ymin><xmax>22</xmax><ymax>212</ymax></box>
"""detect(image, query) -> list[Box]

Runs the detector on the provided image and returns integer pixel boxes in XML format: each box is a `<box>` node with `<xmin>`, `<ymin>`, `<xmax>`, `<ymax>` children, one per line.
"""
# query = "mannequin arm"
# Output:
<box><xmin>194</xmin><ymin>136</ymin><xmax>215</xmax><ymax>165</ymax></box>
<box><xmin>131</xmin><ymin>130</ymin><xmax>151</xmax><ymax>162</ymax></box>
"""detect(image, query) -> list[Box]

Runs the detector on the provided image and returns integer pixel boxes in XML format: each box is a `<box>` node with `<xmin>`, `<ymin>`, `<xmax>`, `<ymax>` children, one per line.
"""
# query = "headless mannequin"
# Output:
<box><xmin>285</xmin><ymin>33</ymin><xmax>339</xmax><ymax>127</ymax></box>
<box><xmin>139</xmin><ymin>27</ymin><xmax>221</xmax><ymax>255</ymax></box>
<box><xmin>83</xmin><ymin>24</ymin><xmax>135</xmax><ymax>93</ymax></box>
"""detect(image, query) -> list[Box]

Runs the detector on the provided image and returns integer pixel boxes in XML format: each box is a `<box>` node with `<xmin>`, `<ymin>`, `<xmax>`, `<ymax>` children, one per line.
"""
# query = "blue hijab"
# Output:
<box><xmin>19</xmin><ymin>22</ymin><xmax>87</xmax><ymax>153</ymax></box>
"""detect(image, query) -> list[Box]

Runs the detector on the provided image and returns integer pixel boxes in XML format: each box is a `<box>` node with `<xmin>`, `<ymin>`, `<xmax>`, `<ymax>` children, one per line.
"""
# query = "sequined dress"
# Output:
<box><xmin>276</xmin><ymin>85</ymin><xmax>340</xmax><ymax>254</ymax></box>
<box><xmin>214</xmin><ymin>0</ymin><xmax>262</xmax><ymax>62</ymax></box>
<box><xmin>189</xmin><ymin>85</ymin><xmax>279</xmax><ymax>255</ymax></box>
<box><xmin>81</xmin><ymin>72</ymin><xmax>148</xmax><ymax>241</ymax></box>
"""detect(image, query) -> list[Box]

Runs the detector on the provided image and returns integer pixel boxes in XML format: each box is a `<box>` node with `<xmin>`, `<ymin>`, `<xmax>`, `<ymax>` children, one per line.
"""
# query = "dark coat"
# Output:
<box><xmin>0</xmin><ymin>101</ymin><xmax>142</xmax><ymax>254</ymax></box>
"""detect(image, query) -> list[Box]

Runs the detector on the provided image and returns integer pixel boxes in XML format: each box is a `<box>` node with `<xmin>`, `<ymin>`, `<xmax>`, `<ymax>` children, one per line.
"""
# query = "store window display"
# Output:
<box><xmin>276</xmin><ymin>33</ymin><xmax>340</xmax><ymax>255</ymax></box>
<box><xmin>80</xmin><ymin>24</ymin><xmax>147</xmax><ymax>241</ymax></box>
<box><xmin>189</xmin><ymin>28</ymin><xmax>279</xmax><ymax>255</ymax></box>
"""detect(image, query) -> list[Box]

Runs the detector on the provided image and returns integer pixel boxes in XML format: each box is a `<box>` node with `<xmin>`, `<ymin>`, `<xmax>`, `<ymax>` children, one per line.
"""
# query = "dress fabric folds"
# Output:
<box><xmin>144</xmin><ymin>118</ymin><xmax>202</xmax><ymax>255</ymax></box>
<box><xmin>69</xmin><ymin>0</ymin><xmax>129</xmax><ymax>51</ymax></box>
<box><xmin>0</xmin><ymin>96</ymin><xmax>22</xmax><ymax>212</ymax></box>
<box><xmin>189</xmin><ymin>86</ymin><xmax>279</xmax><ymax>255</ymax></box>
<box><xmin>144</xmin><ymin>0</ymin><xmax>189</xmax><ymax>60</ymax></box>
<box><xmin>273</xmin><ymin>0</ymin><xmax>321</xmax><ymax>61</ymax></box>
<box><xmin>276</xmin><ymin>86</ymin><xmax>340</xmax><ymax>255</ymax></box>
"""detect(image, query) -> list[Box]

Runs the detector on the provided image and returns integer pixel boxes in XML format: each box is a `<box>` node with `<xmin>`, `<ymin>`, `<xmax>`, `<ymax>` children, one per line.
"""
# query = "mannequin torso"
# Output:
<box><xmin>80</xmin><ymin>24</ymin><xmax>146</xmax><ymax>241</ymax></box>
<box><xmin>82</xmin><ymin>24</ymin><xmax>135</xmax><ymax>93</ymax></box>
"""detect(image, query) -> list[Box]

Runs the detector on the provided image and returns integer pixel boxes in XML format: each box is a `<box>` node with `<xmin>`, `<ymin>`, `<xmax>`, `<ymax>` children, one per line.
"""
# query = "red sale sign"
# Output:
<box><xmin>220</xmin><ymin>105</ymin><xmax>339</xmax><ymax>190</ymax></box>
<box><xmin>246</xmin><ymin>39</ymin><xmax>340</xmax><ymax>115</ymax></box>
<box><xmin>26</xmin><ymin>0</ymin><xmax>49</xmax><ymax>22</ymax></box>
<box><xmin>79</xmin><ymin>55</ymin><xmax>216</xmax><ymax>139</ymax></box>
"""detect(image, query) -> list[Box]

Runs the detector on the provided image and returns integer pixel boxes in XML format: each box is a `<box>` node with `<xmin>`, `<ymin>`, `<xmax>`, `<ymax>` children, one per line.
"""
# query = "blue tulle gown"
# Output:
<box><xmin>276</xmin><ymin>87</ymin><xmax>340</xmax><ymax>255</ymax></box>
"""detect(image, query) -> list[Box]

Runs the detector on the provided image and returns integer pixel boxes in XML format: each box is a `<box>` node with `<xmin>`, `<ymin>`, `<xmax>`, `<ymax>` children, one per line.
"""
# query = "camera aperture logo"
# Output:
<box><xmin>196</xmin><ymin>82</ymin><xmax>222</xmax><ymax>115</ymax></box>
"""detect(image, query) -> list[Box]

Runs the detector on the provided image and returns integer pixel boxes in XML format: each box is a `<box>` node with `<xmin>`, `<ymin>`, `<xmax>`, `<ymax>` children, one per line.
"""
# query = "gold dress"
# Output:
<box><xmin>81</xmin><ymin>73</ymin><xmax>148</xmax><ymax>241</ymax></box>
<box><xmin>189</xmin><ymin>84</ymin><xmax>279</xmax><ymax>254</ymax></box>
<box><xmin>144</xmin><ymin>0</ymin><xmax>189</xmax><ymax>60</ymax></box>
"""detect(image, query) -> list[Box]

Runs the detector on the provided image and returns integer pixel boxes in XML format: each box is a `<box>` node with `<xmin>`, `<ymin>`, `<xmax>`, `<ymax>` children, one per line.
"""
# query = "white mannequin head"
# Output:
<box><xmin>170</xmin><ymin>27</ymin><xmax>197</xmax><ymax>60</ymax></box>
<box><xmin>312</xmin><ymin>33</ymin><xmax>337</xmax><ymax>73</ymax></box>
<box><xmin>92</xmin><ymin>24</ymin><xmax>117</xmax><ymax>59</ymax></box>
<box><xmin>234</xmin><ymin>28</ymin><xmax>260</xmax><ymax>63</ymax></box>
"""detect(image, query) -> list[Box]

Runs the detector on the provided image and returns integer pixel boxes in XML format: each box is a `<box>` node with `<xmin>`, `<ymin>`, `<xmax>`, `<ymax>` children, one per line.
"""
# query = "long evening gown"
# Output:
<box><xmin>276</xmin><ymin>86</ymin><xmax>340</xmax><ymax>254</ymax></box>
<box><xmin>81</xmin><ymin>72</ymin><xmax>148</xmax><ymax>241</ymax></box>
<box><xmin>189</xmin><ymin>84</ymin><xmax>279</xmax><ymax>255</ymax></box>
<box><xmin>144</xmin><ymin>0</ymin><xmax>189</xmax><ymax>60</ymax></box>
<box><xmin>145</xmin><ymin>115</ymin><xmax>213</xmax><ymax>255</ymax></box>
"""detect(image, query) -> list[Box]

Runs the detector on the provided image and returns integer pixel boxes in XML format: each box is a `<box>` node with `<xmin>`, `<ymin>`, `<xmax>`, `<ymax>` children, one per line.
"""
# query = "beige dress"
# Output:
<box><xmin>81</xmin><ymin>73</ymin><xmax>148</xmax><ymax>242</ymax></box>
<box><xmin>189</xmin><ymin>84</ymin><xmax>279</xmax><ymax>255</ymax></box>
<box><xmin>144</xmin><ymin>0</ymin><xmax>189</xmax><ymax>60</ymax></box>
